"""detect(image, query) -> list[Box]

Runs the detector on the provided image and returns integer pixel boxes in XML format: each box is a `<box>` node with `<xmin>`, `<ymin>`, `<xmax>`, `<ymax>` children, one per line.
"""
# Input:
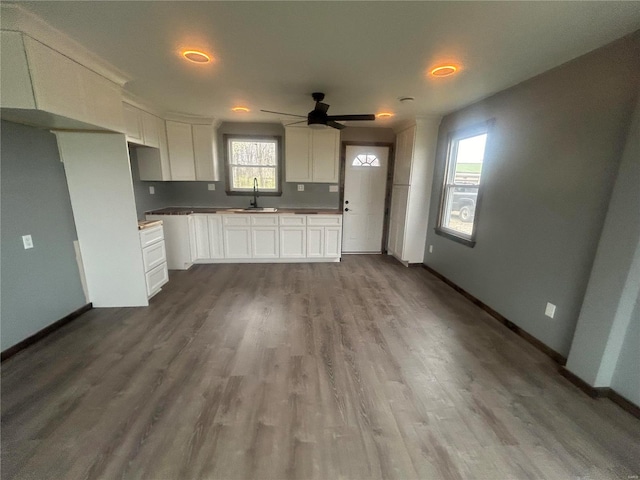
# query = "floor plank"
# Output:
<box><xmin>2</xmin><ymin>255</ymin><xmax>639</xmax><ymax>479</ymax></box>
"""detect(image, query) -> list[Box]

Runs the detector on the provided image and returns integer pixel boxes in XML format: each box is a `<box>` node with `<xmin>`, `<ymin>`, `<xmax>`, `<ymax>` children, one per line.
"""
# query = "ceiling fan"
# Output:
<box><xmin>261</xmin><ymin>92</ymin><xmax>375</xmax><ymax>130</ymax></box>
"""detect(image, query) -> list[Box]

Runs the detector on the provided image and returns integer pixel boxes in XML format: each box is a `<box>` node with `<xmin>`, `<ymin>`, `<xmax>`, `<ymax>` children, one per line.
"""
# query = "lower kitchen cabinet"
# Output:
<box><xmin>148</xmin><ymin>213</ymin><xmax>342</xmax><ymax>266</ymax></box>
<box><xmin>139</xmin><ymin>224</ymin><xmax>169</xmax><ymax>298</ymax></box>
<box><xmin>193</xmin><ymin>214</ymin><xmax>224</xmax><ymax>260</ymax></box>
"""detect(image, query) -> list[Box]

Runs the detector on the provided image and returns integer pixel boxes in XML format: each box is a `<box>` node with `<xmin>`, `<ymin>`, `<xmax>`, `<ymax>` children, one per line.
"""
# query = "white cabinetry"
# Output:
<box><xmin>1</xmin><ymin>31</ymin><xmax>125</xmax><ymax>132</ymax></box>
<box><xmin>252</xmin><ymin>216</ymin><xmax>280</xmax><ymax>258</ymax></box>
<box><xmin>222</xmin><ymin>215</ymin><xmax>252</xmax><ymax>259</ymax></box>
<box><xmin>166</xmin><ymin>120</ymin><xmax>196</xmax><ymax>180</ymax></box>
<box><xmin>123</xmin><ymin>103</ymin><xmax>162</xmax><ymax>148</ymax></box>
<box><xmin>192</xmin><ymin>214</ymin><xmax>224</xmax><ymax>260</ymax></box>
<box><xmin>145</xmin><ymin>214</ymin><xmax>194</xmax><ymax>270</ymax></box>
<box><xmin>139</xmin><ymin>224</ymin><xmax>169</xmax><ymax>298</ymax></box>
<box><xmin>166</xmin><ymin>121</ymin><xmax>219</xmax><ymax>181</ymax></box>
<box><xmin>307</xmin><ymin>215</ymin><xmax>343</xmax><ymax>258</ymax></box>
<box><xmin>387</xmin><ymin>118</ymin><xmax>440</xmax><ymax>264</ymax></box>
<box><xmin>285</xmin><ymin>127</ymin><xmax>340</xmax><ymax>183</ymax></box>
<box><xmin>280</xmin><ymin>215</ymin><xmax>307</xmax><ymax>258</ymax></box>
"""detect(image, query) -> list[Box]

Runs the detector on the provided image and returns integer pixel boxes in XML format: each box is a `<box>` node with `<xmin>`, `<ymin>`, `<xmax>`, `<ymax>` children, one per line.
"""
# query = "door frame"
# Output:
<box><xmin>340</xmin><ymin>141</ymin><xmax>396</xmax><ymax>254</ymax></box>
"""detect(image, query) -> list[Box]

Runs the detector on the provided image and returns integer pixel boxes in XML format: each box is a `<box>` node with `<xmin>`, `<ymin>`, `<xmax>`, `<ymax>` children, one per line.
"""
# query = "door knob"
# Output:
<box><xmin>345</xmin><ymin>208</ymin><xmax>350</xmax><ymax>212</ymax></box>
<box><xmin>345</xmin><ymin>200</ymin><xmax>349</xmax><ymax>204</ymax></box>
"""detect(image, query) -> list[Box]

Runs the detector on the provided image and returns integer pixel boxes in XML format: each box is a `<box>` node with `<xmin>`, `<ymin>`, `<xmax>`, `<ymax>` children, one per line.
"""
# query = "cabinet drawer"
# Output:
<box><xmin>307</xmin><ymin>215</ymin><xmax>342</xmax><ymax>226</ymax></box>
<box><xmin>251</xmin><ymin>215</ymin><xmax>279</xmax><ymax>226</ymax></box>
<box><xmin>223</xmin><ymin>215</ymin><xmax>251</xmax><ymax>226</ymax></box>
<box><xmin>139</xmin><ymin>225</ymin><xmax>164</xmax><ymax>247</ymax></box>
<box><xmin>279</xmin><ymin>215</ymin><xmax>306</xmax><ymax>226</ymax></box>
<box><xmin>145</xmin><ymin>262</ymin><xmax>168</xmax><ymax>297</ymax></box>
<box><xmin>142</xmin><ymin>240</ymin><xmax>167</xmax><ymax>272</ymax></box>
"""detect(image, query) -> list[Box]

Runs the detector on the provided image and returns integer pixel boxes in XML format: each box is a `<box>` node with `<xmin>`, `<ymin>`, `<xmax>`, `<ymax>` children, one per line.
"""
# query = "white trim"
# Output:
<box><xmin>193</xmin><ymin>257</ymin><xmax>340</xmax><ymax>264</ymax></box>
<box><xmin>1</xmin><ymin>3</ymin><xmax>129</xmax><ymax>86</ymax></box>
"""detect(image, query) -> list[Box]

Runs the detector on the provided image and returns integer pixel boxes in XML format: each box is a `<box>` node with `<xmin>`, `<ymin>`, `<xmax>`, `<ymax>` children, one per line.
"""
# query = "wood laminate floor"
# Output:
<box><xmin>2</xmin><ymin>255</ymin><xmax>639</xmax><ymax>479</ymax></box>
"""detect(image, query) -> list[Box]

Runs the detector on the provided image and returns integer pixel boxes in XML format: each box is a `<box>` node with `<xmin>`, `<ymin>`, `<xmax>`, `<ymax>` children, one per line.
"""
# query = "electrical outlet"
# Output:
<box><xmin>329</xmin><ymin>185</ymin><xmax>339</xmax><ymax>193</ymax></box>
<box><xmin>545</xmin><ymin>302</ymin><xmax>556</xmax><ymax>319</ymax></box>
<box><xmin>429</xmin><ymin>245</ymin><xmax>433</xmax><ymax>253</ymax></box>
<box><xmin>208</xmin><ymin>184</ymin><xmax>216</xmax><ymax>191</ymax></box>
<box><xmin>297</xmin><ymin>184</ymin><xmax>305</xmax><ymax>191</ymax></box>
<box><xmin>22</xmin><ymin>234</ymin><xmax>34</xmax><ymax>249</ymax></box>
<box><xmin>149</xmin><ymin>186</ymin><xmax>155</xmax><ymax>195</ymax></box>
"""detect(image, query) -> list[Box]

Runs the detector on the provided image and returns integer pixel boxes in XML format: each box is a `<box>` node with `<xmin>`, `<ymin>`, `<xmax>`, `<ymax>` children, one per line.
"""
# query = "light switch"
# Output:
<box><xmin>208</xmin><ymin>184</ymin><xmax>216</xmax><ymax>191</ymax></box>
<box><xmin>149</xmin><ymin>186</ymin><xmax>155</xmax><ymax>195</ymax></box>
<box><xmin>22</xmin><ymin>235</ymin><xmax>34</xmax><ymax>249</ymax></box>
<box><xmin>329</xmin><ymin>185</ymin><xmax>339</xmax><ymax>192</ymax></box>
<box><xmin>297</xmin><ymin>184</ymin><xmax>305</xmax><ymax>191</ymax></box>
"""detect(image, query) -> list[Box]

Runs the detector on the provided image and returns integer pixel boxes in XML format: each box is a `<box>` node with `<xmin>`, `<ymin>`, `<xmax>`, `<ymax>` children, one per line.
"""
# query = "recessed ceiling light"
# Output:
<box><xmin>430</xmin><ymin>65</ymin><xmax>458</xmax><ymax>77</ymax></box>
<box><xmin>376</xmin><ymin>112</ymin><xmax>394</xmax><ymax>118</ymax></box>
<box><xmin>232</xmin><ymin>106</ymin><xmax>250</xmax><ymax>112</ymax></box>
<box><xmin>398</xmin><ymin>96</ymin><xmax>415</xmax><ymax>103</ymax></box>
<box><xmin>181</xmin><ymin>50</ymin><xmax>212</xmax><ymax>64</ymax></box>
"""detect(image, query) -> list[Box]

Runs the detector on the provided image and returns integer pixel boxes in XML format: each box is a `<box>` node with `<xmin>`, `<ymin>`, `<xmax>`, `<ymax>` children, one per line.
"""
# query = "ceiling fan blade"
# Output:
<box><xmin>316</xmin><ymin>102</ymin><xmax>330</xmax><ymax>114</ymax></box>
<box><xmin>327</xmin><ymin>120</ymin><xmax>346</xmax><ymax>130</ymax></box>
<box><xmin>285</xmin><ymin>120</ymin><xmax>307</xmax><ymax>126</ymax></box>
<box><xmin>260</xmin><ymin>109</ymin><xmax>306</xmax><ymax>118</ymax></box>
<box><xmin>327</xmin><ymin>114</ymin><xmax>376</xmax><ymax>121</ymax></box>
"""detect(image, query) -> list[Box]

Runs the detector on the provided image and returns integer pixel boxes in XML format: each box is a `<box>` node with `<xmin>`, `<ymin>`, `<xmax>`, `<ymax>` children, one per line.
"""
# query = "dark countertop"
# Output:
<box><xmin>146</xmin><ymin>207</ymin><xmax>343</xmax><ymax>215</ymax></box>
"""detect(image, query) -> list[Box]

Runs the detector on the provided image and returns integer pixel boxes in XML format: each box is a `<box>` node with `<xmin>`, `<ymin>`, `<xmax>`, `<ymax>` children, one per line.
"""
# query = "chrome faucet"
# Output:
<box><xmin>250</xmin><ymin>177</ymin><xmax>259</xmax><ymax>208</ymax></box>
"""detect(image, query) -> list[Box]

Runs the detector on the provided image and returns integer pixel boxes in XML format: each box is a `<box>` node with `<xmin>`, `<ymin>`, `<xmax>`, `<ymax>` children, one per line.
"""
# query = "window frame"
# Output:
<box><xmin>223</xmin><ymin>134</ymin><xmax>283</xmax><ymax>196</ymax></box>
<box><xmin>435</xmin><ymin>120</ymin><xmax>494</xmax><ymax>247</ymax></box>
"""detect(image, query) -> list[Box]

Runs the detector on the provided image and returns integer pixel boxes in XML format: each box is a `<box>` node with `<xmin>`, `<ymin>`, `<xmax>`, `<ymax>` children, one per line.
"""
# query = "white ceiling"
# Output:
<box><xmin>12</xmin><ymin>1</ymin><xmax>640</xmax><ymax>126</ymax></box>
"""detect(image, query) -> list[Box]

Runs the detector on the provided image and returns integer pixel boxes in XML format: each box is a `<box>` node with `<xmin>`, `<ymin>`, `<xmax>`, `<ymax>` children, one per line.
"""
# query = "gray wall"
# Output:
<box><xmin>423</xmin><ymin>33</ymin><xmax>640</xmax><ymax>356</ymax></box>
<box><xmin>565</xmin><ymin>94</ymin><xmax>640</xmax><ymax>397</ymax></box>
<box><xmin>133</xmin><ymin>123</ymin><xmax>396</xmax><ymax>213</ymax></box>
<box><xmin>611</xmin><ymin>299</ymin><xmax>640</xmax><ymax>405</ymax></box>
<box><xmin>1</xmin><ymin>121</ymin><xmax>87</xmax><ymax>351</ymax></box>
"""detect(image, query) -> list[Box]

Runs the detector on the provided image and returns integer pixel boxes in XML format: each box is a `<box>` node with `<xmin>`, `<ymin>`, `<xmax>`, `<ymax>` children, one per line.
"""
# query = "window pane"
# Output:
<box><xmin>441</xmin><ymin>185</ymin><xmax>478</xmax><ymax>237</ymax></box>
<box><xmin>230</xmin><ymin>140</ymin><xmax>277</xmax><ymax>166</ymax></box>
<box><xmin>352</xmin><ymin>154</ymin><xmax>380</xmax><ymax>167</ymax></box>
<box><xmin>453</xmin><ymin>133</ymin><xmax>486</xmax><ymax>186</ymax></box>
<box><xmin>231</xmin><ymin>166</ymin><xmax>277</xmax><ymax>190</ymax></box>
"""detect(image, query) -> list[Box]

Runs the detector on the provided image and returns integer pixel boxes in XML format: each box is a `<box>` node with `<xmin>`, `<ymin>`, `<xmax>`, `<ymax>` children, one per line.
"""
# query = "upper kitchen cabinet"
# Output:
<box><xmin>166</xmin><ymin>120</ymin><xmax>219</xmax><ymax>182</ymax></box>
<box><xmin>0</xmin><ymin>31</ymin><xmax>124</xmax><ymax>132</ymax></box>
<box><xmin>285</xmin><ymin>126</ymin><xmax>340</xmax><ymax>183</ymax></box>
<box><xmin>122</xmin><ymin>102</ymin><xmax>162</xmax><ymax>148</ymax></box>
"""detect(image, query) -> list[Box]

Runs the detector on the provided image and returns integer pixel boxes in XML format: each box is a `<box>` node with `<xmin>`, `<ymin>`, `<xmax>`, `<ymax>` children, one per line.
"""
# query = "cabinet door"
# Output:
<box><xmin>193</xmin><ymin>124</ymin><xmax>219</xmax><ymax>181</ymax></box>
<box><xmin>280</xmin><ymin>227</ymin><xmax>307</xmax><ymax>258</ymax></box>
<box><xmin>285</xmin><ymin>127</ymin><xmax>312</xmax><ymax>182</ymax></box>
<box><xmin>312</xmin><ymin>128</ymin><xmax>340</xmax><ymax>183</ymax></box>
<box><xmin>141</xmin><ymin>111</ymin><xmax>160</xmax><ymax>148</ymax></box>
<box><xmin>207</xmin><ymin>215</ymin><xmax>224</xmax><ymax>259</ymax></box>
<box><xmin>122</xmin><ymin>103</ymin><xmax>144</xmax><ymax>144</ymax></box>
<box><xmin>388</xmin><ymin>185</ymin><xmax>409</xmax><ymax>258</ymax></box>
<box><xmin>252</xmin><ymin>227</ymin><xmax>279</xmax><ymax>258</ymax></box>
<box><xmin>188</xmin><ymin>215</ymin><xmax>198</xmax><ymax>262</ymax></box>
<box><xmin>223</xmin><ymin>227</ymin><xmax>252</xmax><ymax>258</ymax></box>
<box><xmin>307</xmin><ymin>226</ymin><xmax>324</xmax><ymax>257</ymax></box>
<box><xmin>166</xmin><ymin>121</ymin><xmax>196</xmax><ymax>180</ymax></box>
<box><xmin>192</xmin><ymin>215</ymin><xmax>211</xmax><ymax>260</ymax></box>
<box><xmin>393</xmin><ymin>125</ymin><xmax>415</xmax><ymax>185</ymax></box>
<box><xmin>324</xmin><ymin>226</ymin><xmax>342</xmax><ymax>257</ymax></box>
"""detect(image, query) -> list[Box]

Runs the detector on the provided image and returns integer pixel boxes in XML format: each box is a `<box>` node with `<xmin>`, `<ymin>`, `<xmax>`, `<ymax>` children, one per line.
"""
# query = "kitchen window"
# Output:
<box><xmin>224</xmin><ymin>135</ymin><xmax>282</xmax><ymax>195</ymax></box>
<box><xmin>436</xmin><ymin>121</ymin><xmax>493</xmax><ymax>247</ymax></box>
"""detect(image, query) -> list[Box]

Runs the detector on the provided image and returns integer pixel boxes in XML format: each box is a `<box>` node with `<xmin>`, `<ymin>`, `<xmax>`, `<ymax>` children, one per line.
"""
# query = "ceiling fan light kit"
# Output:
<box><xmin>261</xmin><ymin>92</ymin><xmax>376</xmax><ymax>130</ymax></box>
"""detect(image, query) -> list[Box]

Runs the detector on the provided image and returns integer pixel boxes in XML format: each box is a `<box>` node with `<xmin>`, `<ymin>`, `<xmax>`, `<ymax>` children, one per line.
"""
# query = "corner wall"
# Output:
<box><xmin>1</xmin><ymin>121</ymin><xmax>87</xmax><ymax>351</ymax></box>
<box><xmin>423</xmin><ymin>32</ymin><xmax>640</xmax><ymax>357</ymax></box>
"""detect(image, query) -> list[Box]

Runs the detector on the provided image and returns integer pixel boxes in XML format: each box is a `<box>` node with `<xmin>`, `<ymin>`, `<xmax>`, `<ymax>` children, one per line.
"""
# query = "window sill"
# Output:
<box><xmin>225</xmin><ymin>190</ymin><xmax>283</xmax><ymax>197</ymax></box>
<box><xmin>435</xmin><ymin>228</ymin><xmax>476</xmax><ymax>248</ymax></box>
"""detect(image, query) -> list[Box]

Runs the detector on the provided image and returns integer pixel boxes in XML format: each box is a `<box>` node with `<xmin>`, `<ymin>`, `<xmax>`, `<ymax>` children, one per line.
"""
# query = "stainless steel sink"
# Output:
<box><xmin>242</xmin><ymin>207</ymin><xmax>278</xmax><ymax>212</ymax></box>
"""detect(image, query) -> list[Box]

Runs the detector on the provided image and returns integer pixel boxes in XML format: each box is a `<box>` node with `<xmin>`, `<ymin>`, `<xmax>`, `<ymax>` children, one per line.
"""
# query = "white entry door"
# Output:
<box><xmin>342</xmin><ymin>145</ymin><xmax>390</xmax><ymax>253</ymax></box>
